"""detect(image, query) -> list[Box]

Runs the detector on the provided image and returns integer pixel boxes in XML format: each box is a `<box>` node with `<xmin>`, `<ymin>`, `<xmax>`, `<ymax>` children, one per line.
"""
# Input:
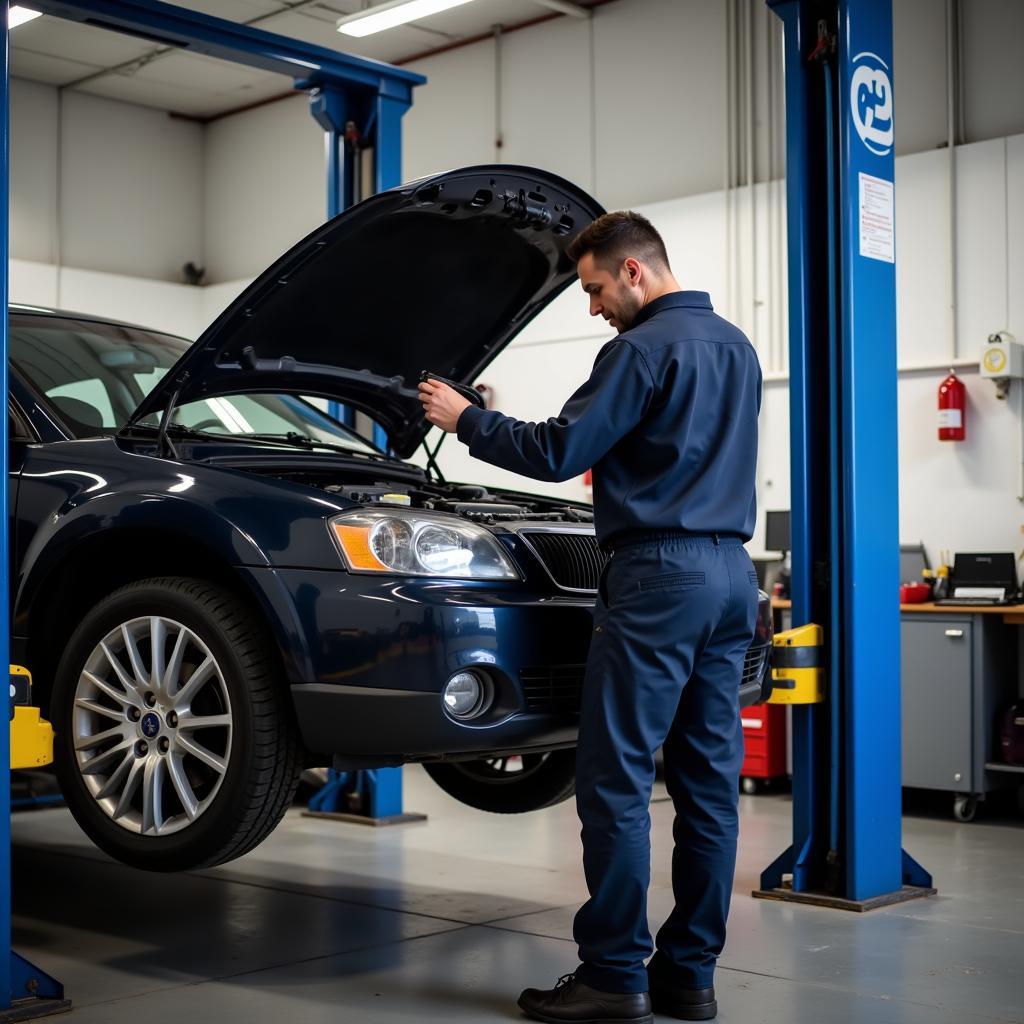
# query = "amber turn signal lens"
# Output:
<box><xmin>331</xmin><ymin>523</ymin><xmax>389</xmax><ymax>571</ymax></box>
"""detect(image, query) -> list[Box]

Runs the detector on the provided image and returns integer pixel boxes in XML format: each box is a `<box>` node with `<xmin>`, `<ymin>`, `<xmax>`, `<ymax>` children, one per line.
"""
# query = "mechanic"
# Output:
<box><xmin>418</xmin><ymin>211</ymin><xmax>762</xmax><ymax>1024</ymax></box>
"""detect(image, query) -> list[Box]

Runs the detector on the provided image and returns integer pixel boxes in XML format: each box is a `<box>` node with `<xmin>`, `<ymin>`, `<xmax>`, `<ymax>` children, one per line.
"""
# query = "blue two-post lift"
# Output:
<box><xmin>758</xmin><ymin>0</ymin><xmax>933</xmax><ymax>909</ymax></box>
<box><xmin>0</xmin><ymin>0</ymin><xmax>941</xmax><ymax>1015</ymax></box>
<box><xmin>0</xmin><ymin>1</ymin><xmax>423</xmax><ymax>1017</ymax></box>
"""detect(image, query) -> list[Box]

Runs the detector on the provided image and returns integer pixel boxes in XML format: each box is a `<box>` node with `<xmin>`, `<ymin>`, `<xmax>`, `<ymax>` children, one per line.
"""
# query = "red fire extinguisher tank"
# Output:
<box><xmin>938</xmin><ymin>369</ymin><xmax>966</xmax><ymax>441</ymax></box>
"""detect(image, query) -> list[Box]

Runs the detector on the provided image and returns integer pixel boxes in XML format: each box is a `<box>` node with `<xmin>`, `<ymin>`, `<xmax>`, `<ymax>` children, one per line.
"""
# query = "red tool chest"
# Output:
<box><xmin>740</xmin><ymin>703</ymin><xmax>788</xmax><ymax>793</ymax></box>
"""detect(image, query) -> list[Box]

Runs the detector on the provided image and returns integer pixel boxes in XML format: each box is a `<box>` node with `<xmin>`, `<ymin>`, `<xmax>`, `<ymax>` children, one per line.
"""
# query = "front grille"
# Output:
<box><xmin>523</xmin><ymin>648</ymin><xmax>769</xmax><ymax>714</ymax></box>
<box><xmin>523</xmin><ymin>531</ymin><xmax>608</xmax><ymax>591</ymax></box>
<box><xmin>742</xmin><ymin>645</ymin><xmax>770</xmax><ymax>686</ymax></box>
<box><xmin>521</xmin><ymin>664</ymin><xmax>586</xmax><ymax>713</ymax></box>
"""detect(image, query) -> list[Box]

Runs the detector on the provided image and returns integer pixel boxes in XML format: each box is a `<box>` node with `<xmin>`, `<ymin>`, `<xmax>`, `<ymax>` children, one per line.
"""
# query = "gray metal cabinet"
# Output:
<box><xmin>900</xmin><ymin>613</ymin><xmax>1017</xmax><ymax>814</ymax></box>
<box><xmin>900</xmin><ymin>618</ymin><xmax>972</xmax><ymax>791</ymax></box>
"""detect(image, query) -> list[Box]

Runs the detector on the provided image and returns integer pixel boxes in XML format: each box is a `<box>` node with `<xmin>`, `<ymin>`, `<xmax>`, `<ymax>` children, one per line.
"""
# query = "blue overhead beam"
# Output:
<box><xmin>25</xmin><ymin>0</ymin><xmax>424</xmax><ymax>97</ymax></box>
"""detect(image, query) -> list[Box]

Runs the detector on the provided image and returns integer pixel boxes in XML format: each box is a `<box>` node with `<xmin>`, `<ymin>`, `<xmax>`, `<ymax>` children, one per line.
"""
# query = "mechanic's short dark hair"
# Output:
<box><xmin>566</xmin><ymin>210</ymin><xmax>671</xmax><ymax>272</ymax></box>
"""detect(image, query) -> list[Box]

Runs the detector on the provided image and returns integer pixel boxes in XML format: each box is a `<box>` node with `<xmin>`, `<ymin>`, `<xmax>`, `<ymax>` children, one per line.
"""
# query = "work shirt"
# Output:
<box><xmin>455</xmin><ymin>290</ymin><xmax>762</xmax><ymax>547</ymax></box>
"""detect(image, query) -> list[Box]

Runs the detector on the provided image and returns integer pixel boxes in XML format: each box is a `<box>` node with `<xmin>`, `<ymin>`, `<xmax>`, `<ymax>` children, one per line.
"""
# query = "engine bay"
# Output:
<box><xmin>268</xmin><ymin>469</ymin><xmax>594</xmax><ymax>526</ymax></box>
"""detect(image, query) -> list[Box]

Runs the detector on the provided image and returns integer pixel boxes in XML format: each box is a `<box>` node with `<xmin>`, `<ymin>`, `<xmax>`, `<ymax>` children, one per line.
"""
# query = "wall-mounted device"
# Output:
<box><xmin>980</xmin><ymin>331</ymin><xmax>1023</xmax><ymax>399</ymax></box>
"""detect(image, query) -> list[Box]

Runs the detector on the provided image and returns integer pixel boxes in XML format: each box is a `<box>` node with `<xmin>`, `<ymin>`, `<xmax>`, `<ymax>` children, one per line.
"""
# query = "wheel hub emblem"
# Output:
<box><xmin>141</xmin><ymin>713</ymin><xmax>161</xmax><ymax>738</ymax></box>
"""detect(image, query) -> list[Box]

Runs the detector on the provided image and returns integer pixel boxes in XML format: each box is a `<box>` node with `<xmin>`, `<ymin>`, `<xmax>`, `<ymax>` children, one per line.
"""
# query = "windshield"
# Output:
<box><xmin>9</xmin><ymin>313</ymin><xmax>382</xmax><ymax>454</ymax></box>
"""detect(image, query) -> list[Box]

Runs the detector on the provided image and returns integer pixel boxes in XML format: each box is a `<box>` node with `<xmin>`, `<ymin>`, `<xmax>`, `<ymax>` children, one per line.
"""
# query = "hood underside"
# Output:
<box><xmin>130</xmin><ymin>166</ymin><xmax>604</xmax><ymax>458</ymax></box>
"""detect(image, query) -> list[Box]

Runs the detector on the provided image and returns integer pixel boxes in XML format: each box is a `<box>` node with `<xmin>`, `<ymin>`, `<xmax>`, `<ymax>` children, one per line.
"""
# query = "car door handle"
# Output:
<box><xmin>944</xmin><ymin>629</ymin><xmax>964</xmax><ymax>638</ymax></box>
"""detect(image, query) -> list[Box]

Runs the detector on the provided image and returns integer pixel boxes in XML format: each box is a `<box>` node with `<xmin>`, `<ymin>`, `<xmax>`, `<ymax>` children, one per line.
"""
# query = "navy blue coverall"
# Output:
<box><xmin>456</xmin><ymin>291</ymin><xmax>762</xmax><ymax>994</ymax></box>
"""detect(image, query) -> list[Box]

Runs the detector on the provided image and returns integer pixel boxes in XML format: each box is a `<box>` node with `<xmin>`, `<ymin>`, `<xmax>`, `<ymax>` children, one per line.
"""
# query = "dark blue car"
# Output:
<box><xmin>7</xmin><ymin>166</ymin><xmax>772</xmax><ymax>871</ymax></box>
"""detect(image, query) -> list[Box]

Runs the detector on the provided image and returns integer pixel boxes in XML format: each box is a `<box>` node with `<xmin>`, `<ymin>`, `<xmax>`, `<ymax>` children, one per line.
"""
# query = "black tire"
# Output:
<box><xmin>423</xmin><ymin>750</ymin><xmax>576</xmax><ymax>813</ymax></box>
<box><xmin>52</xmin><ymin>577</ymin><xmax>303</xmax><ymax>871</ymax></box>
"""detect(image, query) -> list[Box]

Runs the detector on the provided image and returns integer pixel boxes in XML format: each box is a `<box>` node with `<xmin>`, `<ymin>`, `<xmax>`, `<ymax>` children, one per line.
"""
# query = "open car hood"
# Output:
<box><xmin>129</xmin><ymin>165</ymin><xmax>604</xmax><ymax>458</ymax></box>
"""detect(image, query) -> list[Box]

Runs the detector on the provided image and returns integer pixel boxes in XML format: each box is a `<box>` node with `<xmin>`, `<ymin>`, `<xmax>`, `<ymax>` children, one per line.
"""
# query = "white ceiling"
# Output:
<box><xmin>10</xmin><ymin>0</ymin><xmax>596</xmax><ymax>119</ymax></box>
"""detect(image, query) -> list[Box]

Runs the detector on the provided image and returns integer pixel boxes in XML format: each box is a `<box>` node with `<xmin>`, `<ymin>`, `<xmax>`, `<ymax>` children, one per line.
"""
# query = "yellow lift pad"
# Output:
<box><xmin>769</xmin><ymin>623</ymin><xmax>825</xmax><ymax>705</ymax></box>
<box><xmin>10</xmin><ymin>666</ymin><xmax>54</xmax><ymax>769</ymax></box>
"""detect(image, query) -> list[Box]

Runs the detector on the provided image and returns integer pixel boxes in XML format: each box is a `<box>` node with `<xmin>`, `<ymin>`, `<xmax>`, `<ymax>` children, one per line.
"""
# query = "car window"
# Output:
<box><xmin>163</xmin><ymin>393</ymin><xmax>380</xmax><ymax>453</ymax></box>
<box><xmin>46</xmin><ymin>378</ymin><xmax>117</xmax><ymax>428</ymax></box>
<box><xmin>9</xmin><ymin>314</ymin><xmax>381</xmax><ymax>454</ymax></box>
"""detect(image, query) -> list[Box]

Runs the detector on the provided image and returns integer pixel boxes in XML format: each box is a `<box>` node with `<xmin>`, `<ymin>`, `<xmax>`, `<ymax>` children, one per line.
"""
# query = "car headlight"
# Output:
<box><xmin>330</xmin><ymin>510</ymin><xmax>520</xmax><ymax>579</ymax></box>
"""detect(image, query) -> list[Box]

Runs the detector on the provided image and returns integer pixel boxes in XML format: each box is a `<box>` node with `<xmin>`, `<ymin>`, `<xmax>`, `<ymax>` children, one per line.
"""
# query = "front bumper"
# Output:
<box><xmin>246</xmin><ymin>567</ymin><xmax>773</xmax><ymax>765</ymax></box>
<box><xmin>291</xmin><ymin>683</ymin><xmax>578</xmax><ymax>767</ymax></box>
<box><xmin>254</xmin><ymin>567</ymin><xmax>595</xmax><ymax>761</ymax></box>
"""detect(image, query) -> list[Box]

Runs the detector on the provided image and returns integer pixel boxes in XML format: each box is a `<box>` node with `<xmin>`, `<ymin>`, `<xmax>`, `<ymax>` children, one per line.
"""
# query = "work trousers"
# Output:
<box><xmin>573</xmin><ymin>535</ymin><xmax>758</xmax><ymax>994</ymax></box>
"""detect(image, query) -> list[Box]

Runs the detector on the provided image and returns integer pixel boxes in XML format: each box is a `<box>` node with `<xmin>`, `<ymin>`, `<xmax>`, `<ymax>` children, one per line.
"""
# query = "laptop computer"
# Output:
<box><xmin>934</xmin><ymin>552</ymin><xmax>1022</xmax><ymax>606</ymax></box>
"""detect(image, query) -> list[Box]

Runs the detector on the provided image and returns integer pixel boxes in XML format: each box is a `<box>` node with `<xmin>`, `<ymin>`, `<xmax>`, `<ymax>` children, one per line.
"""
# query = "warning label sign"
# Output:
<box><xmin>858</xmin><ymin>172</ymin><xmax>895</xmax><ymax>263</ymax></box>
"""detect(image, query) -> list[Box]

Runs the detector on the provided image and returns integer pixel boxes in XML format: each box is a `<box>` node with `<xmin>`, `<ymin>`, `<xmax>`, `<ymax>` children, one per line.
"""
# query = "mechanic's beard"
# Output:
<box><xmin>615</xmin><ymin>292</ymin><xmax>643</xmax><ymax>333</ymax></box>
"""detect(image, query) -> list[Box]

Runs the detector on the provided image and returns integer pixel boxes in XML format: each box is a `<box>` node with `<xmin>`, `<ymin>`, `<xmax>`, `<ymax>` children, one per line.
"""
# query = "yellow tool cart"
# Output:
<box><xmin>9</xmin><ymin>666</ymin><xmax>54</xmax><ymax>770</ymax></box>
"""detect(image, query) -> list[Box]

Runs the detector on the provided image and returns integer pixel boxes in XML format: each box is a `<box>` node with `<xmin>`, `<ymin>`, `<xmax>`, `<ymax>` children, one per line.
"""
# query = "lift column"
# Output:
<box><xmin>759</xmin><ymin>0</ymin><xmax>932</xmax><ymax>908</ymax></box>
<box><xmin>304</xmin><ymin>74</ymin><xmax>422</xmax><ymax>824</ymax></box>
<box><xmin>0</xmin><ymin>4</ymin><xmax>69</xmax><ymax>1017</ymax></box>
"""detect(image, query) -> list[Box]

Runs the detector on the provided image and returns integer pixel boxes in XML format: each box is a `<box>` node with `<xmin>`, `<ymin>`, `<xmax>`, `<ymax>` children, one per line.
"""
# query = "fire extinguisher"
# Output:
<box><xmin>938</xmin><ymin>369</ymin><xmax>966</xmax><ymax>441</ymax></box>
<box><xmin>583</xmin><ymin>468</ymin><xmax>593</xmax><ymax>502</ymax></box>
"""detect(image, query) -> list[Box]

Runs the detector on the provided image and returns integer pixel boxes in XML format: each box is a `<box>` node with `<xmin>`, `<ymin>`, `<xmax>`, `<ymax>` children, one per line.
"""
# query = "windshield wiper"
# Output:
<box><xmin>122</xmin><ymin>423</ymin><xmax>395</xmax><ymax>462</ymax></box>
<box><xmin>236</xmin><ymin>432</ymin><xmax>393</xmax><ymax>460</ymax></box>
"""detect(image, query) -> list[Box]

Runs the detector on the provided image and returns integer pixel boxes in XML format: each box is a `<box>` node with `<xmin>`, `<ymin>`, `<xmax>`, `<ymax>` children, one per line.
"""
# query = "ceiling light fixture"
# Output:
<box><xmin>9</xmin><ymin>5</ymin><xmax>42</xmax><ymax>28</ymax></box>
<box><xmin>336</xmin><ymin>0</ymin><xmax>477</xmax><ymax>39</ymax></box>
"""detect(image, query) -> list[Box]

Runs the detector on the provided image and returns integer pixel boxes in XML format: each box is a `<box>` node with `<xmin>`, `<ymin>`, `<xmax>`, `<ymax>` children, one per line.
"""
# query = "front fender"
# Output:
<box><xmin>13</xmin><ymin>442</ymin><xmax>350</xmax><ymax>683</ymax></box>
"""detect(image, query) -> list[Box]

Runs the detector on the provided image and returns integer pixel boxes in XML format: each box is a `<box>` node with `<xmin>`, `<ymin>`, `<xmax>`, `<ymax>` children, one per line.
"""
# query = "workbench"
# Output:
<box><xmin>769</xmin><ymin>599</ymin><xmax>1021</xmax><ymax>820</ymax></box>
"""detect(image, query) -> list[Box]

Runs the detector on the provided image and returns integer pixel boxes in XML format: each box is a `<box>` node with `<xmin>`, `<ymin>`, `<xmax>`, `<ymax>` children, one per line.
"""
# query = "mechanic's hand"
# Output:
<box><xmin>419</xmin><ymin>379</ymin><xmax>472</xmax><ymax>433</ymax></box>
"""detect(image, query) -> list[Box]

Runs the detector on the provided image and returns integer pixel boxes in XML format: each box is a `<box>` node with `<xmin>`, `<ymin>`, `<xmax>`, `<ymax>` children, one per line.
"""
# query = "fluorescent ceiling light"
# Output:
<box><xmin>337</xmin><ymin>0</ymin><xmax>477</xmax><ymax>38</ymax></box>
<box><xmin>9</xmin><ymin>6</ymin><xmax>42</xmax><ymax>28</ymax></box>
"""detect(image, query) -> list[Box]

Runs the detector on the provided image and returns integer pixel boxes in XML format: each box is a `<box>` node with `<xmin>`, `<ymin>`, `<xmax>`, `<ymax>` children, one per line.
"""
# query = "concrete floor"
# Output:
<box><xmin>9</xmin><ymin>769</ymin><xmax>1024</xmax><ymax>1024</ymax></box>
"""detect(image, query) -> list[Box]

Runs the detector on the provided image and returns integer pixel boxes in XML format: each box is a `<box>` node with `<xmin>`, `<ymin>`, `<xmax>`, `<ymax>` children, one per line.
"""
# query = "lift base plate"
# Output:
<box><xmin>752</xmin><ymin>883</ymin><xmax>936</xmax><ymax>912</ymax></box>
<box><xmin>0</xmin><ymin>998</ymin><xmax>71</xmax><ymax>1023</ymax></box>
<box><xmin>301</xmin><ymin>810</ymin><xmax>427</xmax><ymax>828</ymax></box>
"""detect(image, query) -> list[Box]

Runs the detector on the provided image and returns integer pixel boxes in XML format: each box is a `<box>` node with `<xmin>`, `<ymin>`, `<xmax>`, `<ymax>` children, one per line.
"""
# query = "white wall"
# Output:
<box><xmin>10</xmin><ymin>258</ymin><xmax>206</xmax><ymax>340</ymax></box>
<box><xmin>10</xmin><ymin>78</ymin><xmax>204</xmax><ymax>283</ymax></box>
<box><xmin>202</xmin><ymin>93</ymin><xmax>325</xmax><ymax>284</ymax></box>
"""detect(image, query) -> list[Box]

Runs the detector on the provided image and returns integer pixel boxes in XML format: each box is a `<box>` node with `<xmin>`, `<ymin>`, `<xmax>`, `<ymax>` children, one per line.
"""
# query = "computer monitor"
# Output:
<box><xmin>765</xmin><ymin>510</ymin><xmax>791</xmax><ymax>554</ymax></box>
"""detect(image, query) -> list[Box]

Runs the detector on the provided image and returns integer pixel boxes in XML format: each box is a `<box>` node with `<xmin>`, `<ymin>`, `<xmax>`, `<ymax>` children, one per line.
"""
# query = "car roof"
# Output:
<box><xmin>9</xmin><ymin>303</ymin><xmax>188</xmax><ymax>341</ymax></box>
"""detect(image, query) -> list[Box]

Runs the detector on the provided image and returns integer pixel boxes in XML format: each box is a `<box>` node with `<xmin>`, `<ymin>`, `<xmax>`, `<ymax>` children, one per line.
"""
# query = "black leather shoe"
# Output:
<box><xmin>646</xmin><ymin>955</ymin><xmax>717</xmax><ymax>1020</ymax></box>
<box><xmin>517</xmin><ymin>972</ymin><xmax>653</xmax><ymax>1024</ymax></box>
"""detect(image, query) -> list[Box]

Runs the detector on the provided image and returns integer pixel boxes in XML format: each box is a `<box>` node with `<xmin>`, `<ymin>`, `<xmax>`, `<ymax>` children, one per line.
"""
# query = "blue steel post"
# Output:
<box><xmin>834</xmin><ymin>0</ymin><xmax>929</xmax><ymax>898</ymax></box>
<box><xmin>760</xmin><ymin>0</ymin><xmax>831</xmax><ymax>895</ymax></box>
<box><xmin>306</xmin><ymin>78</ymin><xmax>419</xmax><ymax>823</ymax></box>
<box><xmin>762</xmin><ymin>0</ymin><xmax>931</xmax><ymax>904</ymax></box>
<box><xmin>3</xmin><ymin>5</ymin><xmax>68</xmax><ymax>1013</ymax></box>
<box><xmin>370</xmin><ymin>89</ymin><xmax>406</xmax><ymax>453</ymax></box>
<box><xmin>353</xmin><ymin>85</ymin><xmax>417</xmax><ymax>817</ymax></box>
<box><xmin>310</xmin><ymin>85</ymin><xmax>356</xmax><ymax>428</ymax></box>
<box><xmin>0</xmin><ymin>4</ymin><xmax>10</xmax><ymax>1005</ymax></box>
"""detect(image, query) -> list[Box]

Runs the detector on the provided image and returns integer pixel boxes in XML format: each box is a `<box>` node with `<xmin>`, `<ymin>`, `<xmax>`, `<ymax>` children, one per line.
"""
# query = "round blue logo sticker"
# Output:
<box><xmin>850</xmin><ymin>51</ymin><xmax>894</xmax><ymax>156</ymax></box>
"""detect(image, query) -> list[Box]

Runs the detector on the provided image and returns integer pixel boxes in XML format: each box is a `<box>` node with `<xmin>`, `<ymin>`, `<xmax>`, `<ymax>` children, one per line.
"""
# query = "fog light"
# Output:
<box><xmin>444</xmin><ymin>671</ymin><xmax>489</xmax><ymax>720</ymax></box>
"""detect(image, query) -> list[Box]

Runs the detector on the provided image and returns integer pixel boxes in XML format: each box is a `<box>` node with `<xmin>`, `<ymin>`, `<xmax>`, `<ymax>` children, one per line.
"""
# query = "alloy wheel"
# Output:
<box><xmin>72</xmin><ymin>616</ymin><xmax>233</xmax><ymax>836</ymax></box>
